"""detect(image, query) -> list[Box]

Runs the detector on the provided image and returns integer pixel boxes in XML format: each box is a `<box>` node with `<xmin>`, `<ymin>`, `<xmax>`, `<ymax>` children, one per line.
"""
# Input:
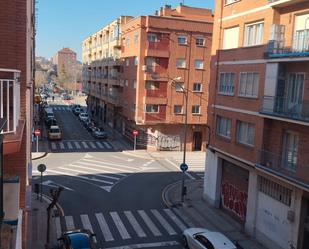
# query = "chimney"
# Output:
<box><xmin>155</xmin><ymin>10</ymin><xmax>158</xmax><ymax>16</ymax></box>
<box><xmin>163</xmin><ymin>5</ymin><xmax>172</xmax><ymax>16</ymax></box>
<box><xmin>159</xmin><ymin>7</ymin><xmax>163</xmax><ymax>16</ymax></box>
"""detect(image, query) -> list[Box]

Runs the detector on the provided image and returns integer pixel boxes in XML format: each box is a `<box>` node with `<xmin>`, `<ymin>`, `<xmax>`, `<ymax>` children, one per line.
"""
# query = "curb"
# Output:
<box><xmin>162</xmin><ymin>180</ymin><xmax>182</xmax><ymax>208</ymax></box>
<box><xmin>32</xmin><ymin>152</ymin><xmax>49</xmax><ymax>160</ymax></box>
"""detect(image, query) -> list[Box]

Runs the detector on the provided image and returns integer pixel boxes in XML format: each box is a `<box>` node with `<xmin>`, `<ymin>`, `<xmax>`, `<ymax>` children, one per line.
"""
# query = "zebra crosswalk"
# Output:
<box><xmin>49</xmin><ymin>140</ymin><xmax>114</xmax><ymax>151</ymax></box>
<box><xmin>52</xmin><ymin>106</ymin><xmax>71</xmax><ymax>111</ymax></box>
<box><xmin>58</xmin><ymin>208</ymin><xmax>192</xmax><ymax>244</ymax></box>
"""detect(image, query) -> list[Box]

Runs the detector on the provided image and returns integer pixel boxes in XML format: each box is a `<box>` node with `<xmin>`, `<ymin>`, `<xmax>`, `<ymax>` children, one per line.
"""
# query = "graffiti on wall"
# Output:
<box><xmin>221</xmin><ymin>182</ymin><xmax>248</xmax><ymax>221</ymax></box>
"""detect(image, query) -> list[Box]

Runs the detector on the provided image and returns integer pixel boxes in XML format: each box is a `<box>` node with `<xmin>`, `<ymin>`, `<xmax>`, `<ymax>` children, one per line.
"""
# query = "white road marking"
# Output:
<box><xmin>55</xmin><ymin>217</ymin><xmax>61</xmax><ymax>238</ymax></box>
<box><xmin>83</xmin><ymin>159</ymin><xmax>140</xmax><ymax>171</ymax></box>
<box><xmin>103</xmin><ymin>241</ymin><xmax>179</xmax><ymax>249</ymax></box>
<box><xmin>89</xmin><ymin>141</ymin><xmax>97</xmax><ymax>149</ymax></box>
<box><xmin>164</xmin><ymin>209</ymin><xmax>187</xmax><ymax>231</ymax></box>
<box><xmin>111</xmin><ymin>155</ymin><xmax>134</xmax><ymax>162</ymax></box>
<box><xmin>138</xmin><ymin>210</ymin><xmax>161</xmax><ymax>237</ymax></box>
<box><xmin>72</xmin><ymin>162</ymin><xmax>126</xmax><ymax>176</ymax></box>
<box><xmin>95</xmin><ymin>213</ymin><xmax>114</xmax><ymax>242</ymax></box>
<box><xmin>103</xmin><ymin>141</ymin><xmax>112</xmax><ymax>149</ymax></box>
<box><xmin>67</xmin><ymin>141</ymin><xmax>73</xmax><ymax>149</ymax></box>
<box><xmin>124</xmin><ymin>211</ymin><xmax>146</xmax><ymax>238</ymax></box>
<box><xmin>110</xmin><ymin>212</ymin><xmax>131</xmax><ymax>239</ymax></box>
<box><xmin>151</xmin><ymin>209</ymin><xmax>177</xmax><ymax>235</ymax></box>
<box><xmin>80</xmin><ymin>214</ymin><xmax>97</xmax><ymax>243</ymax></box>
<box><xmin>59</xmin><ymin>142</ymin><xmax>65</xmax><ymax>150</ymax></box>
<box><xmin>42</xmin><ymin>180</ymin><xmax>74</xmax><ymax>191</ymax></box>
<box><xmin>65</xmin><ymin>216</ymin><xmax>75</xmax><ymax>230</ymax></box>
<box><xmin>165</xmin><ymin>159</ymin><xmax>196</xmax><ymax>180</ymax></box>
<box><xmin>95</xmin><ymin>141</ymin><xmax>104</xmax><ymax>149</ymax></box>
<box><xmin>51</xmin><ymin>142</ymin><xmax>57</xmax><ymax>150</ymax></box>
<box><xmin>100</xmin><ymin>186</ymin><xmax>112</xmax><ymax>192</ymax></box>
<box><xmin>74</xmin><ymin>141</ymin><xmax>81</xmax><ymax>149</ymax></box>
<box><xmin>82</xmin><ymin>141</ymin><xmax>89</xmax><ymax>149</ymax></box>
<box><xmin>68</xmin><ymin>164</ymin><xmax>120</xmax><ymax>180</ymax></box>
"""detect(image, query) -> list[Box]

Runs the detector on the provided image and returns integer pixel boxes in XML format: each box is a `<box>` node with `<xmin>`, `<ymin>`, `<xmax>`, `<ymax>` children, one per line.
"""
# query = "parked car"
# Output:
<box><xmin>48</xmin><ymin>125</ymin><xmax>62</xmax><ymax>140</ymax></box>
<box><xmin>92</xmin><ymin>127</ymin><xmax>108</xmax><ymax>139</ymax></box>
<box><xmin>63</xmin><ymin>94</ymin><xmax>73</xmax><ymax>100</ymax></box>
<box><xmin>73</xmin><ymin>107</ymin><xmax>82</xmax><ymax>115</ymax></box>
<box><xmin>86</xmin><ymin>122</ymin><xmax>96</xmax><ymax>132</ymax></box>
<box><xmin>70</xmin><ymin>104</ymin><xmax>81</xmax><ymax>110</ymax></box>
<box><xmin>46</xmin><ymin>118</ymin><xmax>58</xmax><ymax>128</ymax></box>
<box><xmin>79</xmin><ymin>112</ymin><xmax>89</xmax><ymax>122</ymax></box>
<box><xmin>58</xmin><ymin>229</ymin><xmax>95</xmax><ymax>249</ymax></box>
<box><xmin>183</xmin><ymin>228</ymin><xmax>237</xmax><ymax>249</ymax></box>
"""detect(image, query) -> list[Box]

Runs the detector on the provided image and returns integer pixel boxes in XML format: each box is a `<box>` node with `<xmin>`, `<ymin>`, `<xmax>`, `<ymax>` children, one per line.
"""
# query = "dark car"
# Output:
<box><xmin>86</xmin><ymin>122</ymin><xmax>96</xmax><ymax>132</ymax></box>
<box><xmin>58</xmin><ymin>229</ymin><xmax>95</xmax><ymax>249</ymax></box>
<box><xmin>46</xmin><ymin>118</ymin><xmax>58</xmax><ymax>128</ymax></box>
<box><xmin>92</xmin><ymin>127</ymin><xmax>108</xmax><ymax>139</ymax></box>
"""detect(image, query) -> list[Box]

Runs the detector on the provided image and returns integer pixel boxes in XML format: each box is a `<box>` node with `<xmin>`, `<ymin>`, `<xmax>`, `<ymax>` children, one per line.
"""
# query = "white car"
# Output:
<box><xmin>48</xmin><ymin>125</ymin><xmax>62</xmax><ymax>140</ymax></box>
<box><xmin>79</xmin><ymin>112</ymin><xmax>89</xmax><ymax>122</ymax></box>
<box><xmin>183</xmin><ymin>228</ymin><xmax>237</xmax><ymax>249</ymax></box>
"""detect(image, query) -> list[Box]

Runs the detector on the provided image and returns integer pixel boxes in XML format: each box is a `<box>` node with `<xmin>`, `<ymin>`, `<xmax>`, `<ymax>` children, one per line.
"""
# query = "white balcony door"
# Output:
<box><xmin>286</xmin><ymin>73</ymin><xmax>304</xmax><ymax>114</ymax></box>
<box><xmin>293</xmin><ymin>14</ymin><xmax>309</xmax><ymax>52</ymax></box>
<box><xmin>282</xmin><ymin>131</ymin><xmax>299</xmax><ymax>171</ymax></box>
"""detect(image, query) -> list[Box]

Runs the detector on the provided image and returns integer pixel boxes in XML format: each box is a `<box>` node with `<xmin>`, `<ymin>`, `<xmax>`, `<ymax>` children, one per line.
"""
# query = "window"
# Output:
<box><xmin>218</xmin><ymin>73</ymin><xmax>235</xmax><ymax>95</ymax></box>
<box><xmin>147</xmin><ymin>33</ymin><xmax>157</xmax><ymax>42</ymax></box>
<box><xmin>244</xmin><ymin>21</ymin><xmax>264</xmax><ymax>46</ymax></box>
<box><xmin>145</xmin><ymin>81</ymin><xmax>159</xmax><ymax>90</ymax></box>
<box><xmin>125</xmin><ymin>80</ymin><xmax>129</xmax><ymax>87</ymax></box>
<box><xmin>175</xmin><ymin>82</ymin><xmax>184</xmax><ymax>92</ymax></box>
<box><xmin>192</xmin><ymin>105</ymin><xmax>200</xmax><ymax>114</ymax></box>
<box><xmin>125</xmin><ymin>58</ymin><xmax>129</xmax><ymax>66</ymax></box>
<box><xmin>236</xmin><ymin>121</ymin><xmax>255</xmax><ymax>146</ymax></box>
<box><xmin>134</xmin><ymin>56</ymin><xmax>138</xmax><ymax>66</ymax></box>
<box><xmin>223</xmin><ymin>26</ymin><xmax>239</xmax><ymax>49</ymax></box>
<box><xmin>194</xmin><ymin>60</ymin><xmax>204</xmax><ymax>70</ymax></box>
<box><xmin>216</xmin><ymin>116</ymin><xmax>232</xmax><ymax>138</ymax></box>
<box><xmin>293</xmin><ymin>14</ymin><xmax>309</xmax><ymax>51</ymax></box>
<box><xmin>193</xmin><ymin>83</ymin><xmax>202</xmax><ymax>92</ymax></box>
<box><xmin>196</xmin><ymin>37</ymin><xmax>204</xmax><ymax>46</ymax></box>
<box><xmin>174</xmin><ymin>105</ymin><xmax>183</xmax><ymax>114</ymax></box>
<box><xmin>225</xmin><ymin>0</ymin><xmax>239</xmax><ymax>5</ymax></box>
<box><xmin>134</xmin><ymin>33</ymin><xmax>139</xmax><ymax>44</ymax></box>
<box><xmin>177</xmin><ymin>35</ymin><xmax>187</xmax><ymax>45</ymax></box>
<box><xmin>239</xmin><ymin>72</ymin><xmax>259</xmax><ymax>98</ymax></box>
<box><xmin>125</xmin><ymin>37</ymin><xmax>130</xmax><ymax>46</ymax></box>
<box><xmin>145</xmin><ymin>104</ymin><xmax>159</xmax><ymax>113</ymax></box>
<box><xmin>195</xmin><ymin>235</ymin><xmax>215</xmax><ymax>249</ymax></box>
<box><xmin>133</xmin><ymin>80</ymin><xmax>137</xmax><ymax>89</ymax></box>
<box><xmin>176</xmin><ymin>59</ymin><xmax>186</xmax><ymax>68</ymax></box>
<box><xmin>282</xmin><ymin>131</ymin><xmax>299</xmax><ymax>171</ymax></box>
<box><xmin>258</xmin><ymin>176</ymin><xmax>292</xmax><ymax>206</ymax></box>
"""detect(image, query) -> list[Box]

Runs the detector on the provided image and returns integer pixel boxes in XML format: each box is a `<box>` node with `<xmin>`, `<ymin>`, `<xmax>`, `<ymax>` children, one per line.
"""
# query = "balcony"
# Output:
<box><xmin>145</xmin><ymin>40</ymin><xmax>170</xmax><ymax>58</ymax></box>
<box><xmin>107</xmin><ymin>92</ymin><xmax>120</xmax><ymax>106</ymax></box>
<box><xmin>108</xmin><ymin>74</ymin><xmax>120</xmax><ymax>86</ymax></box>
<box><xmin>261</xmin><ymin>96</ymin><xmax>309</xmax><ymax>122</ymax></box>
<box><xmin>268</xmin><ymin>0</ymin><xmax>308</xmax><ymax>8</ymax></box>
<box><xmin>145</xmin><ymin>105</ymin><xmax>166</xmax><ymax>123</ymax></box>
<box><xmin>257</xmin><ymin>150</ymin><xmax>309</xmax><ymax>188</ymax></box>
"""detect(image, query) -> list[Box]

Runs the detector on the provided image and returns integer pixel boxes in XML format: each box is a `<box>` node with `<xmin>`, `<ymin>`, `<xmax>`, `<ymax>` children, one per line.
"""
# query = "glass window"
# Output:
<box><xmin>145</xmin><ymin>104</ymin><xmax>159</xmax><ymax>113</ymax></box>
<box><xmin>133</xmin><ymin>80</ymin><xmax>137</xmax><ymax>89</ymax></box>
<box><xmin>196</xmin><ymin>38</ymin><xmax>204</xmax><ymax>46</ymax></box>
<box><xmin>193</xmin><ymin>83</ymin><xmax>202</xmax><ymax>92</ymax></box>
<box><xmin>225</xmin><ymin>0</ymin><xmax>239</xmax><ymax>4</ymax></box>
<box><xmin>125</xmin><ymin>80</ymin><xmax>129</xmax><ymax>87</ymax></box>
<box><xmin>195</xmin><ymin>235</ymin><xmax>215</xmax><ymax>249</ymax></box>
<box><xmin>239</xmin><ymin>72</ymin><xmax>259</xmax><ymax>97</ymax></box>
<box><xmin>134</xmin><ymin>57</ymin><xmax>138</xmax><ymax>66</ymax></box>
<box><xmin>134</xmin><ymin>33</ymin><xmax>139</xmax><ymax>44</ymax></box>
<box><xmin>125</xmin><ymin>37</ymin><xmax>130</xmax><ymax>46</ymax></box>
<box><xmin>177</xmin><ymin>36</ymin><xmax>187</xmax><ymax>45</ymax></box>
<box><xmin>145</xmin><ymin>81</ymin><xmax>159</xmax><ymax>90</ymax></box>
<box><xmin>218</xmin><ymin>73</ymin><xmax>235</xmax><ymax>95</ymax></box>
<box><xmin>244</xmin><ymin>21</ymin><xmax>264</xmax><ymax>46</ymax></box>
<box><xmin>175</xmin><ymin>82</ymin><xmax>184</xmax><ymax>92</ymax></box>
<box><xmin>192</xmin><ymin>105</ymin><xmax>200</xmax><ymax>114</ymax></box>
<box><xmin>147</xmin><ymin>33</ymin><xmax>157</xmax><ymax>42</ymax></box>
<box><xmin>194</xmin><ymin>60</ymin><xmax>204</xmax><ymax>70</ymax></box>
<box><xmin>174</xmin><ymin>105</ymin><xmax>183</xmax><ymax>114</ymax></box>
<box><xmin>223</xmin><ymin>26</ymin><xmax>239</xmax><ymax>49</ymax></box>
<box><xmin>282</xmin><ymin>131</ymin><xmax>299</xmax><ymax>171</ymax></box>
<box><xmin>236</xmin><ymin>121</ymin><xmax>255</xmax><ymax>146</ymax></box>
<box><xmin>176</xmin><ymin>59</ymin><xmax>186</xmax><ymax>68</ymax></box>
<box><xmin>125</xmin><ymin>58</ymin><xmax>129</xmax><ymax>66</ymax></box>
<box><xmin>216</xmin><ymin>116</ymin><xmax>232</xmax><ymax>138</ymax></box>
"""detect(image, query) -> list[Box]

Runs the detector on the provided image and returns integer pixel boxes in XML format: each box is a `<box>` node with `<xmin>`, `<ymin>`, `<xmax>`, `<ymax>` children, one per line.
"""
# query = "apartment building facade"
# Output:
<box><xmin>0</xmin><ymin>0</ymin><xmax>35</xmax><ymax>248</ymax></box>
<box><xmin>204</xmin><ymin>1</ymin><xmax>309</xmax><ymax>249</ymax></box>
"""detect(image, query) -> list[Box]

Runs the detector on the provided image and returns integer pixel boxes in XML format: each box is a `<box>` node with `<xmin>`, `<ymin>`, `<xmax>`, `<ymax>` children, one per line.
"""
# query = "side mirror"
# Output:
<box><xmin>91</xmin><ymin>233</ymin><xmax>96</xmax><ymax>237</ymax></box>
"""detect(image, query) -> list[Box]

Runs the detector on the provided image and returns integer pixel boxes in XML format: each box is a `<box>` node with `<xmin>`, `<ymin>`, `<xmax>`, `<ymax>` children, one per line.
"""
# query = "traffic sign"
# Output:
<box><xmin>34</xmin><ymin>128</ymin><xmax>41</xmax><ymax>136</ymax></box>
<box><xmin>37</xmin><ymin>164</ymin><xmax>46</xmax><ymax>173</ymax></box>
<box><xmin>180</xmin><ymin>163</ymin><xmax>188</xmax><ymax>172</ymax></box>
<box><xmin>132</xmin><ymin>130</ymin><xmax>138</xmax><ymax>136</ymax></box>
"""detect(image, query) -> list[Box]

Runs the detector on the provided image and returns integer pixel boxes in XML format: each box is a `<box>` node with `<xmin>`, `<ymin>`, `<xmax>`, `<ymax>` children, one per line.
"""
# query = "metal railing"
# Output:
<box><xmin>147</xmin><ymin>39</ymin><xmax>169</xmax><ymax>51</ymax></box>
<box><xmin>261</xmin><ymin>95</ymin><xmax>309</xmax><ymax>121</ymax></box>
<box><xmin>0</xmin><ymin>69</ymin><xmax>21</xmax><ymax>134</ymax></box>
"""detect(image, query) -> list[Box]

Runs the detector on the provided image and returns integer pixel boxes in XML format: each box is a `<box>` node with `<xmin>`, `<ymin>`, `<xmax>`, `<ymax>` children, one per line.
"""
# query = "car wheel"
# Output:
<box><xmin>183</xmin><ymin>235</ymin><xmax>189</xmax><ymax>249</ymax></box>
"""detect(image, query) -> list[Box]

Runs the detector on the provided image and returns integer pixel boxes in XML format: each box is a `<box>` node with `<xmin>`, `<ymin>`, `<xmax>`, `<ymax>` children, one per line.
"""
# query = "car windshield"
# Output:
<box><xmin>50</xmin><ymin>128</ymin><xmax>60</xmax><ymax>133</ymax></box>
<box><xmin>68</xmin><ymin>233</ymin><xmax>91</xmax><ymax>249</ymax></box>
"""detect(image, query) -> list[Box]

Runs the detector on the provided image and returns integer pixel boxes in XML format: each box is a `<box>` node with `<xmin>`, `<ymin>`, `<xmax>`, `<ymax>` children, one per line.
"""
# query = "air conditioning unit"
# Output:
<box><xmin>142</xmin><ymin>65</ymin><xmax>147</xmax><ymax>71</ymax></box>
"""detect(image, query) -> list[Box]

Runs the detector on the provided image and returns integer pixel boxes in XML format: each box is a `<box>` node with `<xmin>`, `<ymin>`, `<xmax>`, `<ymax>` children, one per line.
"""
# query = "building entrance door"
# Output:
<box><xmin>193</xmin><ymin>132</ymin><xmax>202</xmax><ymax>151</ymax></box>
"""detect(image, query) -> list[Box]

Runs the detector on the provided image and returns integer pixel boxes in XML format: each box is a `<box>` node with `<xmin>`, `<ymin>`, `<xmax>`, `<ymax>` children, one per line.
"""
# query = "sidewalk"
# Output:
<box><xmin>28</xmin><ymin>193</ymin><xmax>60</xmax><ymax>249</ymax></box>
<box><xmin>163</xmin><ymin>179</ymin><xmax>268</xmax><ymax>249</ymax></box>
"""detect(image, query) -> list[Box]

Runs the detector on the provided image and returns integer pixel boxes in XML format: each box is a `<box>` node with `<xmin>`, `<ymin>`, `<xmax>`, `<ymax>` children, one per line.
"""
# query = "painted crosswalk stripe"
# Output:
<box><xmin>74</xmin><ymin>141</ymin><xmax>81</xmax><ymax>149</ymax></box>
<box><xmin>65</xmin><ymin>216</ymin><xmax>75</xmax><ymax>230</ymax></box>
<box><xmin>83</xmin><ymin>159</ymin><xmax>140</xmax><ymax>171</ymax></box>
<box><xmin>67</xmin><ymin>141</ymin><xmax>73</xmax><ymax>149</ymax></box>
<box><xmin>172</xmin><ymin>208</ymin><xmax>195</xmax><ymax>227</ymax></box>
<box><xmin>124</xmin><ymin>211</ymin><xmax>146</xmax><ymax>238</ymax></box>
<box><xmin>95</xmin><ymin>141</ymin><xmax>104</xmax><ymax>149</ymax></box>
<box><xmin>79</xmin><ymin>160</ymin><xmax>134</xmax><ymax>174</ymax></box>
<box><xmin>51</xmin><ymin>142</ymin><xmax>57</xmax><ymax>150</ymax></box>
<box><xmin>81</xmin><ymin>214</ymin><xmax>97</xmax><ymax>243</ymax></box>
<box><xmin>82</xmin><ymin>142</ymin><xmax>89</xmax><ymax>149</ymax></box>
<box><xmin>110</xmin><ymin>212</ymin><xmax>131</xmax><ymax>239</ymax></box>
<box><xmin>103</xmin><ymin>241</ymin><xmax>179</xmax><ymax>249</ymax></box>
<box><xmin>138</xmin><ymin>210</ymin><xmax>161</xmax><ymax>237</ymax></box>
<box><xmin>68</xmin><ymin>164</ymin><xmax>120</xmax><ymax>180</ymax></box>
<box><xmin>103</xmin><ymin>142</ymin><xmax>112</xmax><ymax>149</ymax></box>
<box><xmin>89</xmin><ymin>141</ymin><xmax>97</xmax><ymax>149</ymax></box>
<box><xmin>57</xmin><ymin>167</ymin><xmax>114</xmax><ymax>184</ymax></box>
<box><xmin>73</xmin><ymin>161</ymin><xmax>127</xmax><ymax>177</ymax></box>
<box><xmin>95</xmin><ymin>213</ymin><xmax>114</xmax><ymax>242</ymax></box>
<box><xmin>59</xmin><ymin>142</ymin><xmax>65</xmax><ymax>150</ymax></box>
<box><xmin>164</xmin><ymin>209</ymin><xmax>187</xmax><ymax>231</ymax></box>
<box><xmin>151</xmin><ymin>209</ymin><xmax>177</xmax><ymax>235</ymax></box>
<box><xmin>55</xmin><ymin>217</ymin><xmax>62</xmax><ymax>238</ymax></box>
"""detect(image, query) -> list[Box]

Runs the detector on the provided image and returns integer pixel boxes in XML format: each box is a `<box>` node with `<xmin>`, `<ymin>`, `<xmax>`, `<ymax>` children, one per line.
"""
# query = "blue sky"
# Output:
<box><xmin>36</xmin><ymin>0</ymin><xmax>214</xmax><ymax>61</ymax></box>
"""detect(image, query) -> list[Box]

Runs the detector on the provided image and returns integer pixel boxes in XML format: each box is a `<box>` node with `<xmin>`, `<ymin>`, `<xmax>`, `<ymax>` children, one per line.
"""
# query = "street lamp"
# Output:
<box><xmin>151</xmin><ymin>74</ymin><xmax>188</xmax><ymax>203</ymax></box>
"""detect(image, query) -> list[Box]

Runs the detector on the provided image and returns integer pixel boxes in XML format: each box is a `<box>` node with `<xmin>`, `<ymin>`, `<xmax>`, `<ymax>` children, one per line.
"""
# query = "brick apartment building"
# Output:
<box><xmin>0</xmin><ymin>0</ymin><xmax>35</xmax><ymax>248</ymax></box>
<box><xmin>83</xmin><ymin>5</ymin><xmax>213</xmax><ymax>151</ymax></box>
<box><xmin>204</xmin><ymin>1</ymin><xmax>309</xmax><ymax>249</ymax></box>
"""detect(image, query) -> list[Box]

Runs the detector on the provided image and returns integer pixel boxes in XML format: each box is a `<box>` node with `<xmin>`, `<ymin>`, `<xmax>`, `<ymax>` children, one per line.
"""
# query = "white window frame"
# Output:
<box><xmin>196</xmin><ymin>37</ymin><xmax>205</xmax><ymax>46</ymax></box>
<box><xmin>134</xmin><ymin>33</ymin><xmax>139</xmax><ymax>44</ymax></box>
<box><xmin>216</xmin><ymin>116</ymin><xmax>232</xmax><ymax>139</ymax></box>
<box><xmin>175</xmin><ymin>82</ymin><xmax>185</xmax><ymax>92</ymax></box>
<box><xmin>125</xmin><ymin>80</ymin><xmax>129</xmax><ymax>87</ymax></box>
<box><xmin>147</xmin><ymin>33</ymin><xmax>157</xmax><ymax>42</ymax></box>
<box><xmin>238</xmin><ymin>72</ymin><xmax>259</xmax><ymax>98</ymax></box>
<box><xmin>194</xmin><ymin>60</ymin><xmax>204</xmax><ymax>70</ymax></box>
<box><xmin>145</xmin><ymin>104</ymin><xmax>159</xmax><ymax>113</ymax></box>
<box><xmin>192</xmin><ymin>105</ymin><xmax>201</xmax><ymax>114</ymax></box>
<box><xmin>125</xmin><ymin>58</ymin><xmax>129</xmax><ymax>66</ymax></box>
<box><xmin>174</xmin><ymin>105</ymin><xmax>183</xmax><ymax>114</ymax></box>
<box><xmin>145</xmin><ymin>81</ymin><xmax>159</xmax><ymax>90</ymax></box>
<box><xmin>222</xmin><ymin>26</ymin><xmax>239</xmax><ymax>49</ymax></box>
<box><xmin>244</xmin><ymin>21</ymin><xmax>264</xmax><ymax>47</ymax></box>
<box><xmin>133</xmin><ymin>80</ymin><xmax>137</xmax><ymax>89</ymax></box>
<box><xmin>177</xmin><ymin>35</ymin><xmax>187</xmax><ymax>45</ymax></box>
<box><xmin>193</xmin><ymin>83</ymin><xmax>202</xmax><ymax>92</ymax></box>
<box><xmin>218</xmin><ymin>72</ymin><xmax>235</xmax><ymax>95</ymax></box>
<box><xmin>282</xmin><ymin>130</ymin><xmax>299</xmax><ymax>172</ymax></box>
<box><xmin>176</xmin><ymin>59</ymin><xmax>186</xmax><ymax>69</ymax></box>
<box><xmin>134</xmin><ymin>56</ymin><xmax>138</xmax><ymax>66</ymax></box>
<box><xmin>225</xmin><ymin>0</ymin><xmax>239</xmax><ymax>5</ymax></box>
<box><xmin>236</xmin><ymin>121</ymin><xmax>255</xmax><ymax>146</ymax></box>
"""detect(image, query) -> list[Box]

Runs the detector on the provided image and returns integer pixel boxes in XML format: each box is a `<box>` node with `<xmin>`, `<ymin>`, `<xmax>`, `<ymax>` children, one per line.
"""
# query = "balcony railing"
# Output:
<box><xmin>257</xmin><ymin>150</ymin><xmax>309</xmax><ymax>188</ymax></box>
<box><xmin>147</xmin><ymin>40</ymin><xmax>169</xmax><ymax>51</ymax></box>
<box><xmin>0</xmin><ymin>69</ymin><xmax>20</xmax><ymax>134</ymax></box>
<box><xmin>145</xmin><ymin>88</ymin><xmax>167</xmax><ymax>98</ymax></box>
<box><xmin>261</xmin><ymin>96</ymin><xmax>309</xmax><ymax>122</ymax></box>
<box><xmin>144</xmin><ymin>65</ymin><xmax>167</xmax><ymax>75</ymax></box>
